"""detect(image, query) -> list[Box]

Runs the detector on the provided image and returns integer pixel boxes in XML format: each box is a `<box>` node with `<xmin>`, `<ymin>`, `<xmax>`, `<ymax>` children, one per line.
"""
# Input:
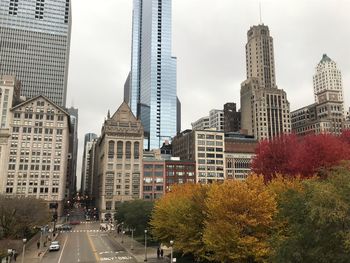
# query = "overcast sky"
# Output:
<box><xmin>67</xmin><ymin>0</ymin><xmax>350</xmax><ymax>189</ymax></box>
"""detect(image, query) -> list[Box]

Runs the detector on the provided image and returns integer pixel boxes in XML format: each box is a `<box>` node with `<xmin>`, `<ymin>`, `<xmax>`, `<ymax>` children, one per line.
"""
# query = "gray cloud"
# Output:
<box><xmin>67</xmin><ymin>0</ymin><xmax>350</xmax><ymax>189</ymax></box>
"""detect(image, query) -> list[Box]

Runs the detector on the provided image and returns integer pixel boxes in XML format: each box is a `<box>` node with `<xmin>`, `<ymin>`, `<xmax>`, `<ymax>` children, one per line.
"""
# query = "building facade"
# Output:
<box><xmin>240</xmin><ymin>25</ymin><xmax>291</xmax><ymax>140</ymax></box>
<box><xmin>0</xmin><ymin>0</ymin><xmax>72</xmax><ymax>106</ymax></box>
<box><xmin>3</xmin><ymin>95</ymin><xmax>70</xmax><ymax>214</ymax></box>
<box><xmin>164</xmin><ymin>159</ymin><xmax>195</xmax><ymax>190</ymax></box>
<box><xmin>291</xmin><ymin>54</ymin><xmax>346</xmax><ymax>136</ymax></box>
<box><xmin>191</xmin><ymin>116</ymin><xmax>210</xmax><ymax>131</ymax></box>
<box><xmin>313</xmin><ymin>54</ymin><xmax>344</xmax><ymax>105</ymax></box>
<box><xmin>95</xmin><ymin>102</ymin><xmax>143</xmax><ymax>219</ymax></box>
<box><xmin>66</xmin><ymin>107</ymin><xmax>78</xmax><ymax>198</ymax></box>
<box><xmin>224</xmin><ymin>102</ymin><xmax>241</xmax><ymax>133</ymax></box>
<box><xmin>209</xmin><ymin>109</ymin><xmax>224</xmax><ymax>131</ymax></box>
<box><xmin>172</xmin><ymin>129</ymin><xmax>225</xmax><ymax>184</ymax></box>
<box><xmin>0</xmin><ymin>75</ymin><xmax>21</xmax><ymax>194</ymax></box>
<box><xmin>81</xmin><ymin>133</ymin><xmax>98</xmax><ymax>194</ymax></box>
<box><xmin>291</xmin><ymin>89</ymin><xmax>344</xmax><ymax>135</ymax></box>
<box><xmin>125</xmin><ymin>0</ymin><xmax>179</xmax><ymax>150</ymax></box>
<box><xmin>224</xmin><ymin>133</ymin><xmax>257</xmax><ymax>180</ymax></box>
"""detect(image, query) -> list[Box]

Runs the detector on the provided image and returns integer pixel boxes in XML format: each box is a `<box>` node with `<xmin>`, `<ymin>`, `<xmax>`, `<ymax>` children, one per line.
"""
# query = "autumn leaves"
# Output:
<box><xmin>150</xmin><ymin>176</ymin><xmax>276</xmax><ymax>262</ymax></box>
<box><xmin>150</xmin><ymin>168</ymin><xmax>350</xmax><ymax>262</ymax></box>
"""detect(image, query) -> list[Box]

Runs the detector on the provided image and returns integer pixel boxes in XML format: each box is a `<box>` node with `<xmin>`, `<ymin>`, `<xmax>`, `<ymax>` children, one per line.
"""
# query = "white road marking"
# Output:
<box><xmin>58</xmin><ymin>235</ymin><xmax>68</xmax><ymax>263</ymax></box>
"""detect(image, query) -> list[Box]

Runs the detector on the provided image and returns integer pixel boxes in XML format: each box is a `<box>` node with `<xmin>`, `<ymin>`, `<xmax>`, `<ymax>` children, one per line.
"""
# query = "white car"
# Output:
<box><xmin>49</xmin><ymin>241</ymin><xmax>60</xmax><ymax>251</ymax></box>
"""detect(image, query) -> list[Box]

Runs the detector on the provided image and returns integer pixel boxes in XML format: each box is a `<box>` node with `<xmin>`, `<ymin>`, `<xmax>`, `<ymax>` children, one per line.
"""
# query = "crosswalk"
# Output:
<box><xmin>60</xmin><ymin>229</ymin><xmax>105</xmax><ymax>233</ymax></box>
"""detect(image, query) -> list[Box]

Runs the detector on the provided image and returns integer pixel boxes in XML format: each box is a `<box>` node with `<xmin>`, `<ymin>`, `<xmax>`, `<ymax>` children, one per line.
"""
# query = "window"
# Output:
<box><xmin>125</xmin><ymin>141</ymin><xmax>131</xmax><ymax>159</ymax></box>
<box><xmin>117</xmin><ymin>141</ymin><xmax>123</xmax><ymax>159</ymax></box>
<box><xmin>108</xmin><ymin>141</ymin><xmax>115</xmax><ymax>158</ymax></box>
<box><xmin>134</xmin><ymin>142</ymin><xmax>140</xmax><ymax>159</ymax></box>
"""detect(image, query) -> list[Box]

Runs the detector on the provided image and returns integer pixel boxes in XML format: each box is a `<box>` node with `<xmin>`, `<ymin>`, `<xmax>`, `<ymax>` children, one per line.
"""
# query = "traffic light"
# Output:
<box><xmin>49</xmin><ymin>202</ymin><xmax>58</xmax><ymax>209</ymax></box>
<box><xmin>52</xmin><ymin>213</ymin><xmax>58</xmax><ymax>221</ymax></box>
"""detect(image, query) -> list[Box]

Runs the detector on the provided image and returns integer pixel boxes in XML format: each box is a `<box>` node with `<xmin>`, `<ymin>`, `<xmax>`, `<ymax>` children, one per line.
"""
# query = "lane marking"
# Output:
<box><xmin>58</xmin><ymin>235</ymin><xmax>68</xmax><ymax>263</ymax></box>
<box><xmin>87</xmin><ymin>232</ymin><xmax>100</xmax><ymax>262</ymax></box>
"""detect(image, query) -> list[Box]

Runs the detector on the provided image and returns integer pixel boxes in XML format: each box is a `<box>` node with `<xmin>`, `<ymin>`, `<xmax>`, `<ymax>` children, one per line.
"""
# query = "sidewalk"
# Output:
<box><xmin>17</xmin><ymin>232</ymin><xmax>59</xmax><ymax>263</ymax></box>
<box><xmin>108</xmin><ymin>232</ymin><xmax>170</xmax><ymax>263</ymax></box>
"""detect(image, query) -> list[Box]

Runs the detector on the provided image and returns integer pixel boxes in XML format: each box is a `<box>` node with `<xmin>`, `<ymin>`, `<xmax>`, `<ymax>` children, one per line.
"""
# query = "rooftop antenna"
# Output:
<box><xmin>259</xmin><ymin>2</ymin><xmax>263</xmax><ymax>24</ymax></box>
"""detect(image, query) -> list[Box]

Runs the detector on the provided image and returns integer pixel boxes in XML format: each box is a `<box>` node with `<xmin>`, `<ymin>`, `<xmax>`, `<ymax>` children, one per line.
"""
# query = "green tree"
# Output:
<box><xmin>114</xmin><ymin>200</ymin><xmax>154</xmax><ymax>235</ymax></box>
<box><xmin>271</xmin><ymin>164</ymin><xmax>350</xmax><ymax>263</ymax></box>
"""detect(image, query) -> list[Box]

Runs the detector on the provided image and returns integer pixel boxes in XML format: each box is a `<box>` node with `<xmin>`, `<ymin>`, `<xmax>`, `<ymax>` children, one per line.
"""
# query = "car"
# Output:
<box><xmin>49</xmin><ymin>241</ymin><xmax>60</xmax><ymax>251</ymax></box>
<box><xmin>61</xmin><ymin>224</ymin><xmax>72</xmax><ymax>231</ymax></box>
<box><xmin>69</xmin><ymin>221</ymin><xmax>80</xmax><ymax>225</ymax></box>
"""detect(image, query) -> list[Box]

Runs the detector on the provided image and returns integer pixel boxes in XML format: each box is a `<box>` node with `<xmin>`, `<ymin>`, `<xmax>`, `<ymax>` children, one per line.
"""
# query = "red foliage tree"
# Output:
<box><xmin>252</xmin><ymin>134</ymin><xmax>299</xmax><ymax>181</ymax></box>
<box><xmin>252</xmin><ymin>133</ymin><xmax>350</xmax><ymax>180</ymax></box>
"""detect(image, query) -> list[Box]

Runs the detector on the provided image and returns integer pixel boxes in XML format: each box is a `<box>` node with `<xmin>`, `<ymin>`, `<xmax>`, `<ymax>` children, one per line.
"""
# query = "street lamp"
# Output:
<box><xmin>21</xmin><ymin>238</ymin><xmax>27</xmax><ymax>263</ymax></box>
<box><xmin>121</xmin><ymin>231</ymin><xmax>125</xmax><ymax>243</ymax></box>
<box><xmin>170</xmin><ymin>240</ymin><xmax>174</xmax><ymax>263</ymax></box>
<box><xmin>144</xmin><ymin>230</ymin><xmax>148</xmax><ymax>262</ymax></box>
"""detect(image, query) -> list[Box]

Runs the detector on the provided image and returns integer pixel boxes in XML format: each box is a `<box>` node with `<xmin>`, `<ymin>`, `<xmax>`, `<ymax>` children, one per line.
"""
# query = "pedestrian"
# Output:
<box><xmin>13</xmin><ymin>250</ymin><xmax>18</xmax><ymax>261</ymax></box>
<box><xmin>157</xmin><ymin>247</ymin><xmax>160</xmax><ymax>259</ymax></box>
<box><xmin>160</xmin><ymin>248</ymin><xmax>164</xmax><ymax>258</ymax></box>
<box><xmin>37</xmin><ymin>241</ymin><xmax>40</xmax><ymax>249</ymax></box>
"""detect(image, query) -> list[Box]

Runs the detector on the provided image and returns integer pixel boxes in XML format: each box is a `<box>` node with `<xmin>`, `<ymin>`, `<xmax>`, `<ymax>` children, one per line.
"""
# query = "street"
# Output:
<box><xmin>41</xmin><ymin>209</ymin><xmax>137</xmax><ymax>263</ymax></box>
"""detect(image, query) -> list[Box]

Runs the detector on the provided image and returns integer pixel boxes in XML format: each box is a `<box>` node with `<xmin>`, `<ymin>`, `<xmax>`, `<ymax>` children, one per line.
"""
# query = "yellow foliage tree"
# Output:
<box><xmin>203</xmin><ymin>175</ymin><xmax>277</xmax><ymax>262</ymax></box>
<box><xmin>150</xmin><ymin>183</ymin><xmax>208</xmax><ymax>259</ymax></box>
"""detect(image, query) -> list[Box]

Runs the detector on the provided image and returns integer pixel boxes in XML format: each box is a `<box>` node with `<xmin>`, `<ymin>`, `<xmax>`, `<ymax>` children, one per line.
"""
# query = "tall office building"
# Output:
<box><xmin>291</xmin><ymin>54</ymin><xmax>345</xmax><ymax>136</ymax></box>
<box><xmin>313</xmin><ymin>54</ymin><xmax>344</xmax><ymax>104</ymax></box>
<box><xmin>0</xmin><ymin>0</ymin><xmax>71</xmax><ymax>107</ymax></box>
<box><xmin>66</xmin><ymin>107</ymin><xmax>78</xmax><ymax>197</ymax></box>
<box><xmin>124</xmin><ymin>0</ymin><xmax>178</xmax><ymax>150</ymax></box>
<box><xmin>240</xmin><ymin>25</ymin><xmax>291</xmax><ymax>140</ymax></box>
<box><xmin>81</xmin><ymin>133</ymin><xmax>98</xmax><ymax>193</ymax></box>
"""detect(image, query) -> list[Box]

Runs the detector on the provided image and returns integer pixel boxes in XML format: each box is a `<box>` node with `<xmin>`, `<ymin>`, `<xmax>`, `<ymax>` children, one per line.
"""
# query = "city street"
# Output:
<box><xmin>41</xmin><ymin>222</ymin><xmax>137</xmax><ymax>263</ymax></box>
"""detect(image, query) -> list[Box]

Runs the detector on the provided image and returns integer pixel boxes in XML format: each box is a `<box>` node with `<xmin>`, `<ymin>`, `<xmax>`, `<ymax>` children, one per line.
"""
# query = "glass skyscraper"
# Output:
<box><xmin>0</xmin><ymin>0</ymin><xmax>71</xmax><ymax>107</ymax></box>
<box><xmin>124</xmin><ymin>0</ymin><xmax>178</xmax><ymax>150</ymax></box>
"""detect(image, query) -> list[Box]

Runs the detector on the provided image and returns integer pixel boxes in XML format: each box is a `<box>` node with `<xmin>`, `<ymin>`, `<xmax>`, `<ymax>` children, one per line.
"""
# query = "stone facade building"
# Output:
<box><xmin>3</xmin><ymin>95</ymin><xmax>70</xmax><ymax>214</ymax></box>
<box><xmin>224</xmin><ymin>133</ymin><xmax>257</xmax><ymax>180</ymax></box>
<box><xmin>240</xmin><ymin>25</ymin><xmax>291</xmax><ymax>140</ymax></box>
<box><xmin>291</xmin><ymin>55</ymin><xmax>346</xmax><ymax>136</ymax></box>
<box><xmin>0</xmin><ymin>75</ymin><xmax>21</xmax><ymax>194</ymax></box>
<box><xmin>95</xmin><ymin>102</ymin><xmax>143</xmax><ymax>219</ymax></box>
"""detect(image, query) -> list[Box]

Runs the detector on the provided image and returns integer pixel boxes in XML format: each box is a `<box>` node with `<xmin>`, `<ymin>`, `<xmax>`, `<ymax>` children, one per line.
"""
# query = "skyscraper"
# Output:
<box><xmin>240</xmin><ymin>25</ymin><xmax>291</xmax><ymax>140</ymax></box>
<box><xmin>313</xmin><ymin>54</ymin><xmax>344</xmax><ymax>104</ymax></box>
<box><xmin>125</xmin><ymin>0</ymin><xmax>178</xmax><ymax>150</ymax></box>
<box><xmin>81</xmin><ymin>133</ymin><xmax>98</xmax><ymax>194</ymax></box>
<box><xmin>0</xmin><ymin>0</ymin><xmax>71</xmax><ymax>107</ymax></box>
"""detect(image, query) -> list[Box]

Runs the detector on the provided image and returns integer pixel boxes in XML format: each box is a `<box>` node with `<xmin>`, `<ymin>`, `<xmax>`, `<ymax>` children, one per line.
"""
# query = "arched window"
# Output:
<box><xmin>117</xmin><ymin>141</ymin><xmax>123</xmax><ymax>159</ymax></box>
<box><xmin>134</xmin><ymin>142</ymin><xmax>140</xmax><ymax>159</ymax></box>
<box><xmin>126</xmin><ymin>141</ymin><xmax>131</xmax><ymax>159</ymax></box>
<box><xmin>227</xmin><ymin>159</ymin><xmax>232</xmax><ymax>169</ymax></box>
<box><xmin>108</xmin><ymin>141</ymin><xmax>115</xmax><ymax>159</ymax></box>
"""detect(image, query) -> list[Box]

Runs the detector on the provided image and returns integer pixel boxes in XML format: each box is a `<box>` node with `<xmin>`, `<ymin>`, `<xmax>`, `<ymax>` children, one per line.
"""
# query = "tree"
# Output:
<box><xmin>270</xmin><ymin>164</ymin><xmax>350</xmax><ymax>263</ymax></box>
<box><xmin>203</xmin><ymin>175</ymin><xmax>277</xmax><ymax>262</ymax></box>
<box><xmin>252</xmin><ymin>134</ymin><xmax>299</xmax><ymax>181</ymax></box>
<box><xmin>0</xmin><ymin>196</ymin><xmax>50</xmax><ymax>239</ymax></box>
<box><xmin>114</xmin><ymin>200</ymin><xmax>154</xmax><ymax>235</ymax></box>
<box><xmin>150</xmin><ymin>184</ymin><xmax>208</xmax><ymax>260</ymax></box>
<box><xmin>252</xmin><ymin>134</ymin><xmax>350</xmax><ymax>180</ymax></box>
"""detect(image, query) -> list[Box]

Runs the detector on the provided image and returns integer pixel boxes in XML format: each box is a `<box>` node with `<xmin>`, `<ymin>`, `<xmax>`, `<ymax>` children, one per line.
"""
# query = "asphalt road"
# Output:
<box><xmin>41</xmin><ymin>212</ymin><xmax>137</xmax><ymax>263</ymax></box>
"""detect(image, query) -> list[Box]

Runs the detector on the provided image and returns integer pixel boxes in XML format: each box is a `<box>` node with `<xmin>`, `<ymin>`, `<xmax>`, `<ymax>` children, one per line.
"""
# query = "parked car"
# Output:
<box><xmin>49</xmin><ymin>241</ymin><xmax>60</xmax><ymax>251</ymax></box>
<box><xmin>69</xmin><ymin>221</ymin><xmax>80</xmax><ymax>225</ymax></box>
